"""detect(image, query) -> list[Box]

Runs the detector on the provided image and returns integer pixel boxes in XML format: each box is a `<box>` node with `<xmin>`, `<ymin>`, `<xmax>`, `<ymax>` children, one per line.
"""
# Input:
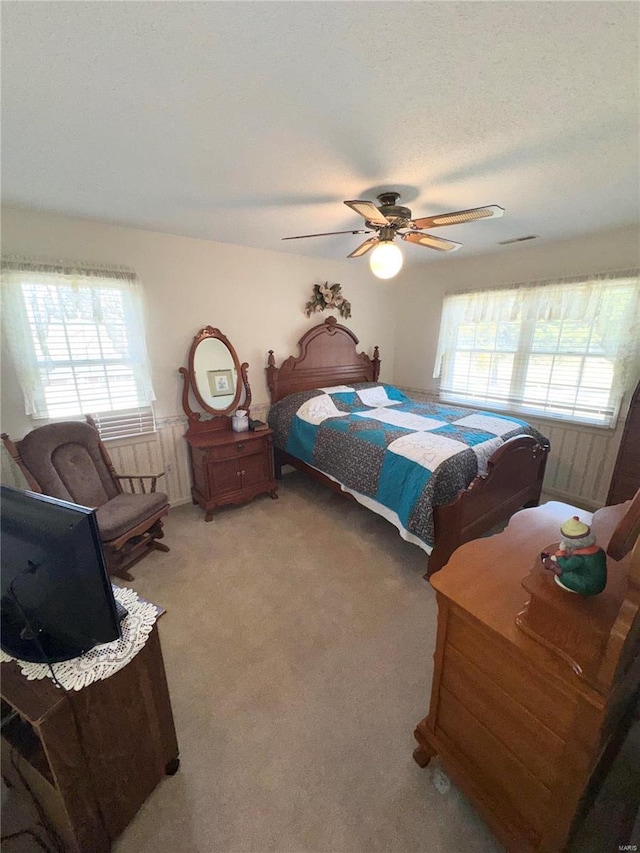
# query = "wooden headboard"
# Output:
<box><xmin>266</xmin><ymin>316</ymin><xmax>381</xmax><ymax>403</ymax></box>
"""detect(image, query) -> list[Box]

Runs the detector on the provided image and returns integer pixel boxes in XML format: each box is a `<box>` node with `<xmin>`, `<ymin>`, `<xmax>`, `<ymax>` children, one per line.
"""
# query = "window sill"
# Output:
<box><xmin>438</xmin><ymin>394</ymin><xmax>620</xmax><ymax>431</ymax></box>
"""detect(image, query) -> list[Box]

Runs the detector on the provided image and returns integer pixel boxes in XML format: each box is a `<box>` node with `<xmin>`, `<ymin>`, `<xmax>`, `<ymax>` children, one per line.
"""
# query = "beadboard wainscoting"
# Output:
<box><xmin>0</xmin><ymin>399</ymin><xmax>622</xmax><ymax>511</ymax></box>
<box><xmin>399</xmin><ymin>387</ymin><xmax>624</xmax><ymax>510</ymax></box>
<box><xmin>1</xmin><ymin>404</ymin><xmax>271</xmax><ymax>507</ymax></box>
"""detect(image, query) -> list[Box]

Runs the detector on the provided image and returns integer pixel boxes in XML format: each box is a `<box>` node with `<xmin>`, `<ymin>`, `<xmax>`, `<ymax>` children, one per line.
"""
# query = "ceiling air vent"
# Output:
<box><xmin>498</xmin><ymin>235</ymin><xmax>540</xmax><ymax>245</ymax></box>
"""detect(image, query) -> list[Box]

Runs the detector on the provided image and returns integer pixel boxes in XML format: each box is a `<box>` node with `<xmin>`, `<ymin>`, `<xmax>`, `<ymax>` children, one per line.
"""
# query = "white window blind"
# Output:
<box><xmin>1</xmin><ymin>260</ymin><xmax>156</xmax><ymax>440</ymax></box>
<box><xmin>434</xmin><ymin>271</ymin><xmax>640</xmax><ymax>427</ymax></box>
<box><xmin>88</xmin><ymin>408</ymin><xmax>156</xmax><ymax>441</ymax></box>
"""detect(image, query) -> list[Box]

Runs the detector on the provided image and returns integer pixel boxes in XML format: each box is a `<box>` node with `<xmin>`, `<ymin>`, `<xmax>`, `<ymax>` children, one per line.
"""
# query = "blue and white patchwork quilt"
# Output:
<box><xmin>268</xmin><ymin>383</ymin><xmax>548</xmax><ymax>553</ymax></box>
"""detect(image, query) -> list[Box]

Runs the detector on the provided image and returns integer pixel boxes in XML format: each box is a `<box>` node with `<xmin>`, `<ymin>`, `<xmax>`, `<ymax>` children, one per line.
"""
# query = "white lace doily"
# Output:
<box><xmin>0</xmin><ymin>586</ymin><xmax>158</xmax><ymax>691</ymax></box>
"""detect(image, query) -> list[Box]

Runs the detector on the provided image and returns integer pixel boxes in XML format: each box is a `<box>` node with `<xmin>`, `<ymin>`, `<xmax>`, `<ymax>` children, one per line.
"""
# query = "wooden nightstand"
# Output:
<box><xmin>185</xmin><ymin>423</ymin><xmax>278</xmax><ymax>521</ymax></box>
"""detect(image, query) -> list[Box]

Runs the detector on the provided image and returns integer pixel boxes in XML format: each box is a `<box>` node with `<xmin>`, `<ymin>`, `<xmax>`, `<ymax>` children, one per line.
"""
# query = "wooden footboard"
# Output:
<box><xmin>275</xmin><ymin>435</ymin><xmax>550</xmax><ymax>580</ymax></box>
<box><xmin>428</xmin><ymin>435</ymin><xmax>550</xmax><ymax>577</ymax></box>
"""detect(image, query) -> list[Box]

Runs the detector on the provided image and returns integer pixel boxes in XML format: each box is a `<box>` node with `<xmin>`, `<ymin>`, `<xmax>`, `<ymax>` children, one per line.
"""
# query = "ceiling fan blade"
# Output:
<box><xmin>282</xmin><ymin>229</ymin><xmax>371</xmax><ymax>241</ymax></box>
<box><xmin>344</xmin><ymin>200</ymin><xmax>390</xmax><ymax>226</ymax></box>
<box><xmin>410</xmin><ymin>205</ymin><xmax>505</xmax><ymax>230</ymax></box>
<box><xmin>347</xmin><ymin>237</ymin><xmax>379</xmax><ymax>258</ymax></box>
<box><xmin>401</xmin><ymin>232</ymin><xmax>462</xmax><ymax>252</ymax></box>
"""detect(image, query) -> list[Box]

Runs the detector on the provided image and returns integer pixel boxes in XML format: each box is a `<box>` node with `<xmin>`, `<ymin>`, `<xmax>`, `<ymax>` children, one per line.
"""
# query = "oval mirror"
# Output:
<box><xmin>181</xmin><ymin>326</ymin><xmax>251</xmax><ymax>419</ymax></box>
<box><xmin>193</xmin><ymin>337</ymin><xmax>238</xmax><ymax>411</ymax></box>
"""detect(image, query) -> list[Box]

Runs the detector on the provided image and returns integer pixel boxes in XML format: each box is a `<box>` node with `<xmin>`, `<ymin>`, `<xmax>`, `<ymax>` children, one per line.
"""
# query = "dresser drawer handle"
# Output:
<box><xmin>237</xmin><ymin>444</ymin><xmax>245</xmax><ymax>451</ymax></box>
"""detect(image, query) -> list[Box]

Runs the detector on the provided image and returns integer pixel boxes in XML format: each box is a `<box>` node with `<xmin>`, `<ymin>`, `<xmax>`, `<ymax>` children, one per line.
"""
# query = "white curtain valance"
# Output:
<box><xmin>435</xmin><ymin>271</ymin><xmax>640</xmax><ymax>375</ymax></box>
<box><xmin>1</xmin><ymin>256</ymin><xmax>137</xmax><ymax>280</ymax></box>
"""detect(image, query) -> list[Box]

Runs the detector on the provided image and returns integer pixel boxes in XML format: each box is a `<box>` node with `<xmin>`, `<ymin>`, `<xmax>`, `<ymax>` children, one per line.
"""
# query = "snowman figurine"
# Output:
<box><xmin>541</xmin><ymin>515</ymin><xmax>607</xmax><ymax>596</ymax></box>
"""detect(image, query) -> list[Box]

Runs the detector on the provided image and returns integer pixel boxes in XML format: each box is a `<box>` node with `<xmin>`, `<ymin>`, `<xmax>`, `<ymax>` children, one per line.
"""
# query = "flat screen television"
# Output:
<box><xmin>1</xmin><ymin>485</ymin><xmax>122</xmax><ymax>663</ymax></box>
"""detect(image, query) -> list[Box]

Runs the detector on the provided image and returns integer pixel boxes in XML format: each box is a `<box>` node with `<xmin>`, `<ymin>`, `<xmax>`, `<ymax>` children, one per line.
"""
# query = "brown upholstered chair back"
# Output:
<box><xmin>17</xmin><ymin>422</ymin><xmax>120</xmax><ymax>508</ymax></box>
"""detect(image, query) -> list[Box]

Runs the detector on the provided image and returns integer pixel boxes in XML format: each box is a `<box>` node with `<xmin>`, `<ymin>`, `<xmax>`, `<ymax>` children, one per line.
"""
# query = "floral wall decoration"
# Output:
<box><xmin>304</xmin><ymin>282</ymin><xmax>352</xmax><ymax>319</ymax></box>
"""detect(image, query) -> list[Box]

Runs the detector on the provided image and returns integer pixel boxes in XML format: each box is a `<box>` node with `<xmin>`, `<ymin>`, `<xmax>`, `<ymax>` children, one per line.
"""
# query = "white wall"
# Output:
<box><xmin>1</xmin><ymin>206</ymin><xmax>396</xmax><ymax>438</ymax></box>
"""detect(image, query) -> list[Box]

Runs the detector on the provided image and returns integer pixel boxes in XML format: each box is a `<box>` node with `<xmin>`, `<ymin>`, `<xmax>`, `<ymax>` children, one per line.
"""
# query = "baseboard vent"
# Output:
<box><xmin>498</xmin><ymin>235</ymin><xmax>540</xmax><ymax>245</ymax></box>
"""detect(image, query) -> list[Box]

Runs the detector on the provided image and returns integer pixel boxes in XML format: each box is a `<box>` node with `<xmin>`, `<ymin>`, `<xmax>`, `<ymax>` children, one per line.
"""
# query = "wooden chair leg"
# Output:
<box><xmin>106</xmin><ymin>559</ymin><xmax>135</xmax><ymax>582</ymax></box>
<box><xmin>112</xmin><ymin>568</ymin><xmax>135</xmax><ymax>582</ymax></box>
<box><xmin>105</xmin><ymin>549</ymin><xmax>135</xmax><ymax>582</ymax></box>
<box><xmin>149</xmin><ymin>519</ymin><xmax>170</xmax><ymax>552</ymax></box>
<box><xmin>104</xmin><ymin>515</ymin><xmax>170</xmax><ymax>580</ymax></box>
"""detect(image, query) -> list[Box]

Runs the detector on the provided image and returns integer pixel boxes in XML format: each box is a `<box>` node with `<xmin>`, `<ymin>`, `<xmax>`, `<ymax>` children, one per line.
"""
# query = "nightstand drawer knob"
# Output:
<box><xmin>237</xmin><ymin>444</ymin><xmax>245</xmax><ymax>451</ymax></box>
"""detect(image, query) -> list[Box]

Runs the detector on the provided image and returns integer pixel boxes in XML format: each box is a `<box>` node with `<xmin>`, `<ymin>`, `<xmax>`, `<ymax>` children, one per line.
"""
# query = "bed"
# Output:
<box><xmin>266</xmin><ymin>316</ymin><xmax>550</xmax><ymax>577</ymax></box>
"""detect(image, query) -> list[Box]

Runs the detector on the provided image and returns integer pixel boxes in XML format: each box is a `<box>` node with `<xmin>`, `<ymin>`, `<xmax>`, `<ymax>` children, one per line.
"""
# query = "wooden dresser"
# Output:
<box><xmin>185</xmin><ymin>420</ymin><xmax>278</xmax><ymax>521</ymax></box>
<box><xmin>414</xmin><ymin>498</ymin><xmax>640</xmax><ymax>853</ymax></box>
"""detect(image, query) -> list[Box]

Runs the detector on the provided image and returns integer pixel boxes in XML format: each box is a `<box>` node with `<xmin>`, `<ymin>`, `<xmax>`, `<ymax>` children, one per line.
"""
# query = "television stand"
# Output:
<box><xmin>1</xmin><ymin>617</ymin><xmax>179</xmax><ymax>852</ymax></box>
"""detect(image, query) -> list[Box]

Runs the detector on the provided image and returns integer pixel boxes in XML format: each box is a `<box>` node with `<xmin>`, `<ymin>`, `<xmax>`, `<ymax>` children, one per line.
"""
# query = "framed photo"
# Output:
<box><xmin>207</xmin><ymin>369</ymin><xmax>234</xmax><ymax>397</ymax></box>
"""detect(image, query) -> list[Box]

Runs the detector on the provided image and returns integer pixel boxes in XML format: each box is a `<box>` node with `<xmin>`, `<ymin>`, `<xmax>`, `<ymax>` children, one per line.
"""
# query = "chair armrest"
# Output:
<box><xmin>115</xmin><ymin>472</ymin><xmax>166</xmax><ymax>494</ymax></box>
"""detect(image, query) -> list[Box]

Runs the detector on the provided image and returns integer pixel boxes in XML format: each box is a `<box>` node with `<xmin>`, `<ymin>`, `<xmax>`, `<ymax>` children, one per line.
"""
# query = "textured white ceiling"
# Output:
<box><xmin>2</xmin><ymin>2</ymin><xmax>639</xmax><ymax>266</ymax></box>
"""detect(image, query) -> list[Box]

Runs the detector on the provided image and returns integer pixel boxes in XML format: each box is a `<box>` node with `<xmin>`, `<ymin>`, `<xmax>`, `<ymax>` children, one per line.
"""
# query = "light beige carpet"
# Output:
<box><xmin>111</xmin><ymin>472</ymin><xmax>502</xmax><ymax>853</ymax></box>
<box><xmin>3</xmin><ymin>476</ymin><xmax>638</xmax><ymax>851</ymax></box>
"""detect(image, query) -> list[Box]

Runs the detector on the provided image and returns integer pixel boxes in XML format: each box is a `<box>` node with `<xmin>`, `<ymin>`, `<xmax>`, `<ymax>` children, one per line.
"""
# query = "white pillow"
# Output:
<box><xmin>319</xmin><ymin>385</ymin><xmax>355</xmax><ymax>394</ymax></box>
<box><xmin>356</xmin><ymin>386</ymin><xmax>401</xmax><ymax>408</ymax></box>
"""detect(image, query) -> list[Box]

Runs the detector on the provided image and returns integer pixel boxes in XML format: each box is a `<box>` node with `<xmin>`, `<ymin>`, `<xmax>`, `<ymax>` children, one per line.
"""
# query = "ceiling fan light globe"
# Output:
<box><xmin>369</xmin><ymin>241</ymin><xmax>403</xmax><ymax>279</ymax></box>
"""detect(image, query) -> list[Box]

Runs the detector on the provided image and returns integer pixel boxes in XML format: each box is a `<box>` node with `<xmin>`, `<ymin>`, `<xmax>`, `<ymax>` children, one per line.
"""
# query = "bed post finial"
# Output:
<box><xmin>266</xmin><ymin>350</ymin><xmax>278</xmax><ymax>402</ymax></box>
<box><xmin>372</xmin><ymin>346</ymin><xmax>381</xmax><ymax>382</ymax></box>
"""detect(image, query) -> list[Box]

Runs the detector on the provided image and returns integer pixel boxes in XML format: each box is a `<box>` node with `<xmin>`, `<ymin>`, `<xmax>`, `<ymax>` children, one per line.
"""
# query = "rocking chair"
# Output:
<box><xmin>1</xmin><ymin>420</ymin><xmax>170</xmax><ymax>581</ymax></box>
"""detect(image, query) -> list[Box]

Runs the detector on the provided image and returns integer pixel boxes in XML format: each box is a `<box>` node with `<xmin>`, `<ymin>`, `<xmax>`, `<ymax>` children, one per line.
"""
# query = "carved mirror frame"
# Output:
<box><xmin>179</xmin><ymin>326</ymin><xmax>252</xmax><ymax>424</ymax></box>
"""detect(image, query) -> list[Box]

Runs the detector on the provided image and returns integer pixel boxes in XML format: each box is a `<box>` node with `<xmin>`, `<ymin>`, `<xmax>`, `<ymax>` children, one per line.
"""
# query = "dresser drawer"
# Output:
<box><xmin>441</xmin><ymin>644</ymin><xmax>565</xmax><ymax>787</ymax></box>
<box><xmin>446</xmin><ymin>609</ymin><xmax>577</xmax><ymax>737</ymax></box>
<box><xmin>436</xmin><ymin>686</ymin><xmax>548</xmax><ymax>845</ymax></box>
<box><xmin>206</xmin><ymin>436</ymin><xmax>267</xmax><ymax>462</ymax></box>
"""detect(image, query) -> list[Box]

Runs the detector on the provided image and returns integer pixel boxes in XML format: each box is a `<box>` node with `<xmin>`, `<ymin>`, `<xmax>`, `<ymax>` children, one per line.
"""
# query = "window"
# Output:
<box><xmin>434</xmin><ymin>272</ymin><xmax>640</xmax><ymax>427</ymax></box>
<box><xmin>2</xmin><ymin>260</ymin><xmax>156</xmax><ymax>440</ymax></box>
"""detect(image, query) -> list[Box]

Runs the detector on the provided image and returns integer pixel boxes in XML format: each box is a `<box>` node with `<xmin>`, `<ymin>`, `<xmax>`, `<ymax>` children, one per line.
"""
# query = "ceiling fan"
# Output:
<box><xmin>282</xmin><ymin>192</ymin><xmax>504</xmax><ymax>278</ymax></box>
